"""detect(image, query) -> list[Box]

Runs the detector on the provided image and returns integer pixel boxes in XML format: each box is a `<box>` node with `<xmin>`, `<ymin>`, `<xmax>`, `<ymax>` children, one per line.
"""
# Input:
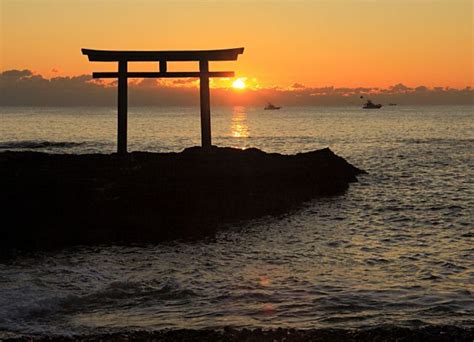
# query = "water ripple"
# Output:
<box><xmin>0</xmin><ymin>105</ymin><xmax>473</xmax><ymax>335</ymax></box>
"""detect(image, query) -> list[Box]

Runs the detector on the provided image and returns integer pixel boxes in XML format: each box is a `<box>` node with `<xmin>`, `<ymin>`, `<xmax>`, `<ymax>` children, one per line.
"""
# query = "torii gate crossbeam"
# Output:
<box><xmin>82</xmin><ymin>48</ymin><xmax>244</xmax><ymax>154</ymax></box>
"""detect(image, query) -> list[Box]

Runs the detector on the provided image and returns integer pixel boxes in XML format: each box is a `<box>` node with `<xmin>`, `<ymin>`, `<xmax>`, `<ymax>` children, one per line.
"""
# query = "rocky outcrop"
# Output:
<box><xmin>0</xmin><ymin>146</ymin><xmax>365</xmax><ymax>251</ymax></box>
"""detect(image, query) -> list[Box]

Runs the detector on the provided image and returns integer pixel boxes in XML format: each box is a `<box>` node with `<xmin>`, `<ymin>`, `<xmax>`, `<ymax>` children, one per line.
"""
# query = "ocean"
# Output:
<box><xmin>0</xmin><ymin>105</ymin><xmax>473</xmax><ymax>336</ymax></box>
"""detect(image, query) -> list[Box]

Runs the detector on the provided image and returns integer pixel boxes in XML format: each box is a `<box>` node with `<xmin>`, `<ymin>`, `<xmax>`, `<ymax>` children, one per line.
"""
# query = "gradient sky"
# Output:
<box><xmin>1</xmin><ymin>0</ymin><xmax>472</xmax><ymax>88</ymax></box>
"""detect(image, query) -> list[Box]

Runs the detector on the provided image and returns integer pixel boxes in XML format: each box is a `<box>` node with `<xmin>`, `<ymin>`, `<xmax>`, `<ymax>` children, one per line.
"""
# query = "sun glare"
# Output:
<box><xmin>232</xmin><ymin>78</ymin><xmax>246</xmax><ymax>89</ymax></box>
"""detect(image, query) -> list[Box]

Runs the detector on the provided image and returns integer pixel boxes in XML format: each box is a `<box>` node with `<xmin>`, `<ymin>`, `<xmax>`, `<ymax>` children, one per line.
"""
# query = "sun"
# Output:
<box><xmin>232</xmin><ymin>78</ymin><xmax>246</xmax><ymax>90</ymax></box>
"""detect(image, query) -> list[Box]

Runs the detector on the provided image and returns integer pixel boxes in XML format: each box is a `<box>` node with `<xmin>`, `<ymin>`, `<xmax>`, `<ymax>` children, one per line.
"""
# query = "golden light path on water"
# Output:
<box><xmin>231</xmin><ymin>106</ymin><xmax>249</xmax><ymax>139</ymax></box>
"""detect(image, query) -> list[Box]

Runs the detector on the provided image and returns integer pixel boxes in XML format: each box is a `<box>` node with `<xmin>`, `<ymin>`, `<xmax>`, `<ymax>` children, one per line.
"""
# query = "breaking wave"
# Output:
<box><xmin>0</xmin><ymin>140</ymin><xmax>86</xmax><ymax>149</ymax></box>
<box><xmin>0</xmin><ymin>278</ymin><xmax>197</xmax><ymax>335</ymax></box>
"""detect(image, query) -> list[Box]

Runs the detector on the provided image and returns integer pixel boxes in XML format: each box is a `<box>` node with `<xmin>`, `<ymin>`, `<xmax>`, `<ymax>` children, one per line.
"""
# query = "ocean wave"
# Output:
<box><xmin>0</xmin><ymin>140</ymin><xmax>85</xmax><ymax>149</ymax></box>
<box><xmin>85</xmin><ymin>279</ymin><xmax>198</xmax><ymax>303</ymax></box>
<box><xmin>401</xmin><ymin>138</ymin><xmax>474</xmax><ymax>145</ymax></box>
<box><xmin>0</xmin><ymin>278</ymin><xmax>196</xmax><ymax>329</ymax></box>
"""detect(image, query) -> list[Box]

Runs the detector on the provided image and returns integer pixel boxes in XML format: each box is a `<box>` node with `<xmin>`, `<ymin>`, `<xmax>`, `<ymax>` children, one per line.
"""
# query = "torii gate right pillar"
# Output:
<box><xmin>199</xmin><ymin>60</ymin><xmax>211</xmax><ymax>149</ymax></box>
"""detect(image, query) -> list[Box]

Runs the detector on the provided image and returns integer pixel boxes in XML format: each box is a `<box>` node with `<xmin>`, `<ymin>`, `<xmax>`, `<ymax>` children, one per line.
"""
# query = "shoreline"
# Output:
<box><xmin>3</xmin><ymin>326</ymin><xmax>473</xmax><ymax>341</ymax></box>
<box><xmin>1</xmin><ymin>146</ymin><xmax>364</xmax><ymax>254</ymax></box>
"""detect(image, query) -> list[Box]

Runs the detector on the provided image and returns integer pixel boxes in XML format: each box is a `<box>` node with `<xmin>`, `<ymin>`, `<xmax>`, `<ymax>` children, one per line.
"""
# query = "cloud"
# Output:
<box><xmin>1</xmin><ymin>69</ymin><xmax>33</xmax><ymax>78</ymax></box>
<box><xmin>291</xmin><ymin>83</ymin><xmax>306</xmax><ymax>89</ymax></box>
<box><xmin>172</xmin><ymin>79</ymin><xmax>196</xmax><ymax>85</ymax></box>
<box><xmin>0</xmin><ymin>69</ymin><xmax>473</xmax><ymax>106</ymax></box>
<box><xmin>132</xmin><ymin>78</ymin><xmax>161</xmax><ymax>88</ymax></box>
<box><xmin>0</xmin><ymin>69</ymin><xmax>114</xmax><ymax>106</ymax></box>
<box><xmin>389</xmin><ymin>83</ymin><xmax>412</xmax><ymax>93</ymax></box>
<box><xmin>415</xmin><ymin>86</ymin><xmax>429</xmax><ymax>92</ymax></box>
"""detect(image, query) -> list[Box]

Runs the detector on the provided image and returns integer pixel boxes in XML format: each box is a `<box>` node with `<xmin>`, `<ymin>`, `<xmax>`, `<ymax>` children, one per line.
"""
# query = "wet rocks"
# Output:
<box><xmin>0</xmin><ymin>146</ymin><xmax>365</xmax><ymax>252</ymax></box>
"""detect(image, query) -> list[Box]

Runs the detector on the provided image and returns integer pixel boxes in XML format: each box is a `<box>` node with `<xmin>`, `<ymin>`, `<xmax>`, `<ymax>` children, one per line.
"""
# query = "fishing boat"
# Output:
<box><xmin>362</xmin><ymin>99</ymin><xmax>382</xmax><ymax>109</ymax></box>
<box><xmin>264</xmin><ymin>103</ymin><xmax>281</xmax><ymax>110</ymax></box>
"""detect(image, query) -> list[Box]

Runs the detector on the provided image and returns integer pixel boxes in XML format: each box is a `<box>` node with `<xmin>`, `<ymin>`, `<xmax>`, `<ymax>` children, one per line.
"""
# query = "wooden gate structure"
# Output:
<box><xmin>82</xmin><ymin>48</ymin><xmax>245</xmax><ymax>154</ymax></box>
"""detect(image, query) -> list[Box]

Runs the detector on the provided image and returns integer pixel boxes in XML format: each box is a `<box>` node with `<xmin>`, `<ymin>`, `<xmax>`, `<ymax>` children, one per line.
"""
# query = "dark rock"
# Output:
<box><xmin>0</xmin><ymin>146</ymin><xmax>365</xmax><ymax>253</ymax></box>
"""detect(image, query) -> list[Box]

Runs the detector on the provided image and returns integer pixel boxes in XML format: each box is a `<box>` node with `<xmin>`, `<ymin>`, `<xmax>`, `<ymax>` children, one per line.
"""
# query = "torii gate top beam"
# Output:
<box><xmin>82</xmin><ymin>48</ymin><xmax>244</xmax><ymax>62</ymax></box>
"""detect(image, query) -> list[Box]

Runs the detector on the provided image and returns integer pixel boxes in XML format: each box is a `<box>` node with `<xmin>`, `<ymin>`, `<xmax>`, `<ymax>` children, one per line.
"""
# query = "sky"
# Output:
<box><xmin>1</xmin><ymin>0</ymin><xmax>472</xmax><ymax>90</ymax></box>
<box><xmin>0</xmin><ymin>0</ymin><xmax>473</xmax><ymax>88</ymax></box>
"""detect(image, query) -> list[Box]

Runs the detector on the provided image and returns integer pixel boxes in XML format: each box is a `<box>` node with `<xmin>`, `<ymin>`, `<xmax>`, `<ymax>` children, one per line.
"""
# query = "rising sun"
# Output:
<box><xmin>232</xmin><ymin>78</ymin><xmax>246</xmax><ymax>89</ymax></box>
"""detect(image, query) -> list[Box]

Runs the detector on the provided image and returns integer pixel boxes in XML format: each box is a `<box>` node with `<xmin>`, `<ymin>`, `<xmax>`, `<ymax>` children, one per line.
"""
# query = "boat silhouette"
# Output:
<box><xmin>362</xmin><ymin>99</ymin><xmax>382</xmax><ymax>109</ymax></box>
<box><xmin>264</xmin><ymin>102</ymin><xmax>281</xmax><ymax>110</ymax></box>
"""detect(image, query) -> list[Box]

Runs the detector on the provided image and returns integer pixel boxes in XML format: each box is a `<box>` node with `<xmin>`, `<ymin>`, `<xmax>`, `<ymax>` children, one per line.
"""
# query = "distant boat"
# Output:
<box><xmin>264</xmin><ymin>103</ymin><xmax>281</xmax><ymax>110</ymax></box>
<box><xmin>362</xmin><ymin>99</ymin><xmax>382</xmax><ymax>109</ymax></box>
<box><xmin>388</xmin><ymin>103</ymin><xmax>397</xmax><ymax>106</ymax></box>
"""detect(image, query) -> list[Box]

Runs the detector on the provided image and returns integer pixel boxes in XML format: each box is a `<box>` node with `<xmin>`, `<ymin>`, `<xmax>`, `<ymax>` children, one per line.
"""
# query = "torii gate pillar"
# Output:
<box><xmin>117</xmin><ymin>61</ymin><xmax>128</xmax><ymax>155</ymax></box>
<box><xmin>199</xmin><ymin>60</ymin><xmax>211</xmax><ymax>148</ymax></box>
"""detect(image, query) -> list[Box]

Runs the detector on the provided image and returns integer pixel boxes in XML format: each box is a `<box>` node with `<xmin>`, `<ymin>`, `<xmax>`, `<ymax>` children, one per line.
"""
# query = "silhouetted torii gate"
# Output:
<box><xmin>82</xmin><ymin>48</ymin><xmax>245</xmax><ymax>154</ymax></box>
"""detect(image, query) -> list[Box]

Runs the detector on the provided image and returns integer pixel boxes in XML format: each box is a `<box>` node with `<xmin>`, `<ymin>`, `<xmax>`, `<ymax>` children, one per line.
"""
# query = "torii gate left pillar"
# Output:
<box><xmin>82</xmin><ymin>48</ymin><xmax>244</xmax><ymax>155</ymax></box>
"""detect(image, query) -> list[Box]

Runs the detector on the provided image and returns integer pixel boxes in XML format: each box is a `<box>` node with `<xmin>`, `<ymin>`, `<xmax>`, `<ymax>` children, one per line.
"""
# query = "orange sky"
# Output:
<box><xmin>1</xmin><ymin>0</ymin><xmax>472</xmax><ymax>88</ymax></box>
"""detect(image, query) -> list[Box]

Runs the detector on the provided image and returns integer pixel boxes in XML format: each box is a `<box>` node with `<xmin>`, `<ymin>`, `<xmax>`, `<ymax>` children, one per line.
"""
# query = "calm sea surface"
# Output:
<box><xmin>0</xmin><ymin>105</ymin><xmax>473</xmax><ymax>336</ymax></box>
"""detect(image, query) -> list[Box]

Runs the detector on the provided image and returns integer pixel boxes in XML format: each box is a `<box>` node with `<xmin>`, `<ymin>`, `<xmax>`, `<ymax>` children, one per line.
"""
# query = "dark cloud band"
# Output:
<box><xmin>1</xmin><ymin>69</ymin><xmax>472</xmax><ymax>106</ymax></box>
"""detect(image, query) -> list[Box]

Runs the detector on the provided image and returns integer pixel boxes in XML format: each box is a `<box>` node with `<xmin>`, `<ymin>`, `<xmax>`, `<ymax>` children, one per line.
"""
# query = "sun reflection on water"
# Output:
<box><xmin>231</xmin><ymin>106</ymin><xmax>249</xmax><ymax>138</ymax></box>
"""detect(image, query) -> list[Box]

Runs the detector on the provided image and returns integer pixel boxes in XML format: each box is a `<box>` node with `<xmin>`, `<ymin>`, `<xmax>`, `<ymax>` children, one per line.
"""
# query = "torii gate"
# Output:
<box><xmin>82</xmin><ymin>48</ymin><xmax>245</xmax><ymax>154</ymax></box>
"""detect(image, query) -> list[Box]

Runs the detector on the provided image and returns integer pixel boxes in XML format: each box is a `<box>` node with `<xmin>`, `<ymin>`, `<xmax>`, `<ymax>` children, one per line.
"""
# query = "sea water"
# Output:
<box><xmin>0</xmin><ymin>105</ymin><xmax>473</xmax><ymax>336</ymax></box>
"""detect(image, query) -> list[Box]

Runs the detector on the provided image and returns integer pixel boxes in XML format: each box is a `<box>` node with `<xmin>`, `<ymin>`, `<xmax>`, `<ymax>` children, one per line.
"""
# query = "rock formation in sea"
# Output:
<box><xmin>0</xmin><ymin>146</ymin><xmax>365</xmax><ymax>252</ymax></box>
